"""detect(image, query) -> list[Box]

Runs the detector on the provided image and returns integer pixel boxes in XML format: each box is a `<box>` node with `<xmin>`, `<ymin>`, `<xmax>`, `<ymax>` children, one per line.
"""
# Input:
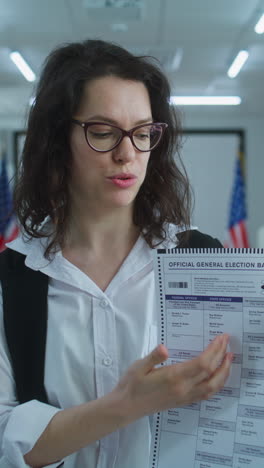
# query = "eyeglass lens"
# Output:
<box><xmin>86</xmin><ymin>124</ymin><xmax>163</xmax><ymax>152</ymax></box>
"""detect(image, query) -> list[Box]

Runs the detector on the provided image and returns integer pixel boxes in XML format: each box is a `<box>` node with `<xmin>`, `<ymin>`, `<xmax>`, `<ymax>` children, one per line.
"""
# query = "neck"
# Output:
<box><xmin>64</xmin><ymin>202</ymin><xmax>139</xmax><ymax>255</ymax></box>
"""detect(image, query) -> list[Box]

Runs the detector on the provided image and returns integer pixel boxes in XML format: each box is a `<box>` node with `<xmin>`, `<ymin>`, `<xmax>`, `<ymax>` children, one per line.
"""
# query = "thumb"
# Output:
<box><xmin>140</xmin><ymin>344</ymin><xmax>169</xmax><ymax>374</ymax></box>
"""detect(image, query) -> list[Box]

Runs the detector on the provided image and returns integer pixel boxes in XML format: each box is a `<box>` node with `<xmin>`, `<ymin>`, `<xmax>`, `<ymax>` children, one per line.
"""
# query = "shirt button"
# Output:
<box><xmin>100</xmin><ymin>299</ymin><xmax>109</xmax><ymax>308</ymax></box>
<box><xmin>102</xmin><ymin>357</ymin><xmax>113</xmax><ymax>366</ymax></box>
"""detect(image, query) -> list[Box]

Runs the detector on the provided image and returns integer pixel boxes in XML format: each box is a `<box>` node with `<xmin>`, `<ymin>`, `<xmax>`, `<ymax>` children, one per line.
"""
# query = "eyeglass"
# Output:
<box><xmin>71</xmin><ymin>120</ymin><xmax>168</xmax><ymax>153</ymax></box>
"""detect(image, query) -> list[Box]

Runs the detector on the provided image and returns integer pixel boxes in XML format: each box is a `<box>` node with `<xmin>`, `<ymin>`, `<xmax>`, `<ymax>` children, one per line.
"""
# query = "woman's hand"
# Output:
<box><xmin>114</xmin><ymin>334</ymin><xmax>232</xmax><ymax>423</ymax></box>
<box><xmin>24</xmin><ymin>335</ymin><xmax>232</xmax><ymax>467</ymax></box>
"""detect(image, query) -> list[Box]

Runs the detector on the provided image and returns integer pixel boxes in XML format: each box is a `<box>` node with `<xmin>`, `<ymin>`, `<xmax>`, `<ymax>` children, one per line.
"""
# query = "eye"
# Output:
<box><xmin>134</xmin><ymin>128</ymin><xmax>151</xmax><ymax>140</ymax></box>
<box><xmin>137</xmin><ymin>133</ymin><xmax>150</xmax><ymax>139</ymax></box>
<box><xmin>90</xmin><ymin>131</ymin><xmax>113</xmax><ymax>139</ymax></box>
<box><xmin>88</xmin><ymin>124</ymin><xmax>116</xmax><ymax>139</ymax></box>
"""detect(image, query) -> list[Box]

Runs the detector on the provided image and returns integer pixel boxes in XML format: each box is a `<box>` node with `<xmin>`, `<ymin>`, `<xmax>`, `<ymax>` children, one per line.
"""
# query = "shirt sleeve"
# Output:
<box><xmin>0</xmin><ymin>283</ymin><xmax>63</xmax><ymax>468</ymax></box>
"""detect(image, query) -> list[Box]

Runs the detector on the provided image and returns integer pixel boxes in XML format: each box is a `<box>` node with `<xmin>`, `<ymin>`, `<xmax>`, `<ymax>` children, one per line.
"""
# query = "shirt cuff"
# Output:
<box><xmin>2</xmin><ymin>399</ymin><xmax>63</xmax><ymax>467</ymax></box>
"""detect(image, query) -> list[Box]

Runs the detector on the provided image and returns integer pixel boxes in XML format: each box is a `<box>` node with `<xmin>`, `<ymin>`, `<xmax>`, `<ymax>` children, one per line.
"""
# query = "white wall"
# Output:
<box><xmin>183</xmin><ymin>112</ymin><xmax>264</xmax><ymax>247</ymax></box>
<box><xmin>181</xmin><ymin>132</ymin><xmax>239</xmax><ymax>242</ymax></box>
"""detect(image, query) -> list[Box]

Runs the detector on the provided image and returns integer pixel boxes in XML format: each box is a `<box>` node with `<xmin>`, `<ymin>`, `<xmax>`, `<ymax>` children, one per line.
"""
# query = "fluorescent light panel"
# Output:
<box><xmin>10</xmin><ymin>51</ymin><xmax>36</xmax><ymax>82</ymax></box>
<box><xmin>170</xmin><ymin>96</ymin><xmax>241</xmax><ymax>106</ymax></box>
<box><xmin>227</xmin><ymin>50</ymin><xmax>249</xmax><ymax>78</ymax></box>
<box><xmin>255</xmin><ymin>13</ymin><xmax>264</xmax><ymax>34</ymax></box>
<box><xmin>29</xmin><ymin>96</ymin><xmax>36</xmax><ymax>106</ymax></box>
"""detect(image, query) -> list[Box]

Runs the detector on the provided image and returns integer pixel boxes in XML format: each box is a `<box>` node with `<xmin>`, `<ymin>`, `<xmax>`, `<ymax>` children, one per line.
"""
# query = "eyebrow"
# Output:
<box><xmin>83</xmin><ymin>115</ymin><xmax>154</xmax><ymax>125</ymax></box>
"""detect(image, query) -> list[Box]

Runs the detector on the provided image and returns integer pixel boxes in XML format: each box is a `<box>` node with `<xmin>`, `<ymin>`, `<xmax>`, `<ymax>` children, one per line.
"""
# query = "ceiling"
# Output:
<box><xmin>0</xmin><ymin>0</ymin><xmax>264</xmax><ymax>124</ymax></box>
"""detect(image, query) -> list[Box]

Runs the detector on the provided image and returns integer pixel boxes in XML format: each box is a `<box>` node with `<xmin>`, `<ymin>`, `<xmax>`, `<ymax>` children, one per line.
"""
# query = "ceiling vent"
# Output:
<box><xmin>82</xmin><ymin>0</ymin><xmax>145</xmax><ymax>21</ymax></box>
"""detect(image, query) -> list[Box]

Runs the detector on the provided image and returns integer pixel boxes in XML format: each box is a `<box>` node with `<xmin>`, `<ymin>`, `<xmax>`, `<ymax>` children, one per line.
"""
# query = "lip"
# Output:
<box><xmin>107</xmin><ymin>173</ymin><xmax>137</xmax><ymax>180</ymax></box>
<box><xmin>107</xmin><ymin>173</ymin><xmax>137</xmax><ymax>189</ymax></box>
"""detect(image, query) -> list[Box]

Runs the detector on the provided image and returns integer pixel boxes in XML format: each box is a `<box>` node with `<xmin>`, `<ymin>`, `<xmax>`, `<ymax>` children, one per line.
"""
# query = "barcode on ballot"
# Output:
<box><xmin>168</xmin><ymin>281</ymin><xmax>188</xmax><ymax>288</ymax></box>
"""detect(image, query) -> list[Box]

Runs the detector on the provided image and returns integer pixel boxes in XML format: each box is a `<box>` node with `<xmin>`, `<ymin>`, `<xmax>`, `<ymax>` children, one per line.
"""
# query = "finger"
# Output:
<box><xmin>201</xmin><ymin>351</ymin><xmax>233</xmax><ymax>400</ymax></box>
<box><xmin>203</xmin><ymin>334</ymin><xmax>230</xmax><ymax>373</ymax></box>
<box><xmin>138</xmin><ymin>344</ymin><xmax>169</xmax><ymax>374</ymax></box>
<box><xmin>206</xmin><ymin>333</ymin><xmax>229</xmax><ymax>356</ymax></box>
<box><xmin>180</xmin><ymin>351</ymin><xmax>233</xmax><ymax>404</ymax></box>
<box><xmin>196</xmin><ymin>334</ymin><xmax>230</xmax><ymax>377</ymax></box>
<box><xmin>171</xmin><ymin>334</ymin><xmax>230</xmax><ymax>383</ymax></box>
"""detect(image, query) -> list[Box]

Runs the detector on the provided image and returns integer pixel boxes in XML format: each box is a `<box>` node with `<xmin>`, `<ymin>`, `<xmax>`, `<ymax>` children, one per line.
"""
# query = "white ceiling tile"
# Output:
<box><xmin>0</xmin><ymin>0</ymin><xmax>263</xmax><ymax>118</ymax></box>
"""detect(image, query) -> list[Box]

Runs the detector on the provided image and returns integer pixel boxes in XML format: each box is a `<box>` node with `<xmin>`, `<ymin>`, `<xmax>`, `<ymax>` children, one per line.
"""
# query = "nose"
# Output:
<box><xmin>112</xmin><ymin>135</ymin><xmax>137</xmax><ymax>164</ymax></box>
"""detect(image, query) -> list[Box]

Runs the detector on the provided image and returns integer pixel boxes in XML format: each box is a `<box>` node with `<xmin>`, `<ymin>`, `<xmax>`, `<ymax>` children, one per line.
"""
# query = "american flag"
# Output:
<box><xmin>224</xmin><ymin>144</ymin><xmax>250</xmax><ymax>248</ymax></box>
<box><xmin>0</xmin><ymin>158</ymin><xmax>19</xmax><ymax>252</ymax></box>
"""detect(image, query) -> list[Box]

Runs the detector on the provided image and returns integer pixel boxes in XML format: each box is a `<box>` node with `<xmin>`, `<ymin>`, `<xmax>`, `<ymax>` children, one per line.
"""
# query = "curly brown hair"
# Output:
<box><xmin>14</xmin><ymin>39</ymin><xmax>192</xmax><ymax>257</ymax></box>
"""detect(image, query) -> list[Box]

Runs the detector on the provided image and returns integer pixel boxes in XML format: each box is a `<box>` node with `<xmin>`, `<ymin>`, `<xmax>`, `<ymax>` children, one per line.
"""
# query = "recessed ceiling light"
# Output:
<box><xmin>10</xmin><ymin>51</ymin><xmax>36</xmax><ymax>82</ymax></box>
<box><xmin>29</xmin><ymin>96</ymin><xmax>36</xmax><ymax>106</ymax></box>
<box><xmin>254</xmin><ymin>13</ymin><xmax>264</xmax><ymax>34</ymax></box>
<box><xmin>170</xmin><ymin>48</ymin><xmax>183</xmax><ymax>71</ymax></box>
<box><xmin>227</xmin><ymin>50</ymin><xmax>249</xmax><ymax>79</ymax></box>
<box><xmin>170</xmin><ymin>96</ymin><xmax>241</xmax><ymax>106</ymax></box>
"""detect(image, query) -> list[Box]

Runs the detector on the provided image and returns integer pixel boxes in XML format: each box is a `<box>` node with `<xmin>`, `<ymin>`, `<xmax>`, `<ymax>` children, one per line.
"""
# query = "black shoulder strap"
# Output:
<box><xmin>177</xmin><ymin>230</ymin><xmax>223</xmax><ymax>248</ymax></box>
<box><xmin>0</xmin><ymin>248</ymin><xmax>49</xmax><ymax>404</ymax></box>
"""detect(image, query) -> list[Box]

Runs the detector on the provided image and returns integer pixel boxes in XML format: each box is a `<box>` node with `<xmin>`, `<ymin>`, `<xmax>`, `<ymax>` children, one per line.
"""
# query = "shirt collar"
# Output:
<box><xmin>6</xmin><ymin>221</ymin><xmax>192</xmax><ymax>274</ymax></box>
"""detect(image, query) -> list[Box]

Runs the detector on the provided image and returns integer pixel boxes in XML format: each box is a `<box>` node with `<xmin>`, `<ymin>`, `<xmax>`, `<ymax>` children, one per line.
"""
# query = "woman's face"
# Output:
<box><xmin>69</xmin><ymin>75</ymin><xmax>152</xmax><ymax>214</ymax></box>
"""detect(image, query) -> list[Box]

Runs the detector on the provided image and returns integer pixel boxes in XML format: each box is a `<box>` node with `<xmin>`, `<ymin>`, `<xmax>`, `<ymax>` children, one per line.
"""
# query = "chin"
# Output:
<box><xmin>110</xmin><ymin>192</ymin><xmax>137</xmax><ymax>208</ymax></box>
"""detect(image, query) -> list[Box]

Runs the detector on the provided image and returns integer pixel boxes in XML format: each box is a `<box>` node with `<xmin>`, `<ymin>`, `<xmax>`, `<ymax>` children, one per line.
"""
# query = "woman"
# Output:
<box><xmin>0</xmin><ymin>39</ymin><xmax>232</xmax><ymax>468</ymax></box>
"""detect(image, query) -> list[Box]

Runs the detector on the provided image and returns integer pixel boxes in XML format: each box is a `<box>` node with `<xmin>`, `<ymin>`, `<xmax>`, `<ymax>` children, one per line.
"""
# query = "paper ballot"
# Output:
<box><xmin>150</xmin><ymin>248</ymin><xmax>264</xmax><ymax>468</ymax></box>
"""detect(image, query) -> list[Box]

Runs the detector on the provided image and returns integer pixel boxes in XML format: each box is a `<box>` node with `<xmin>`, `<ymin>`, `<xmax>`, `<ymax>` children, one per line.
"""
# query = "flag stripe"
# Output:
<box><xmin>0</xmin><ymin>158</ymin><xmax>18</xmax><ymax>251</ymax></box>
<box><xmin>225</xmin><ymin>141</ymin><xmax>249</xmax><ymax>248</ymax></box>
<box><xmin>229</xmin><ymin>226</ymin><xmax>239</xmax><ymax>247</ymax></box>
<box><xmin>240</xmin><ymin>220</ymin><xmax>250</xmax><ymax>248</ymax></box>
<box><xmin>229</xmin><ymin>222</ymin><xmax>249</xmax><ymax>248</ymax></box>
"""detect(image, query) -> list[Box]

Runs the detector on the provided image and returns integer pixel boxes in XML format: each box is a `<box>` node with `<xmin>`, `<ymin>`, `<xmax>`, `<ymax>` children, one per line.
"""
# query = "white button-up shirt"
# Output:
<box><xmin>0</xmin><ymin>225</ymin><xmax>183</xmax><ymax>468</ymax></box>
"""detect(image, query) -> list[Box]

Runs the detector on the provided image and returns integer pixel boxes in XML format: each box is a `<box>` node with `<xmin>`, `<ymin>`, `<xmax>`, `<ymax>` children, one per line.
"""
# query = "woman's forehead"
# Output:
<box><xmin>77</xmin><ymin>76</ymin><xmax>151</xmax><ymax>119</ymax></box>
